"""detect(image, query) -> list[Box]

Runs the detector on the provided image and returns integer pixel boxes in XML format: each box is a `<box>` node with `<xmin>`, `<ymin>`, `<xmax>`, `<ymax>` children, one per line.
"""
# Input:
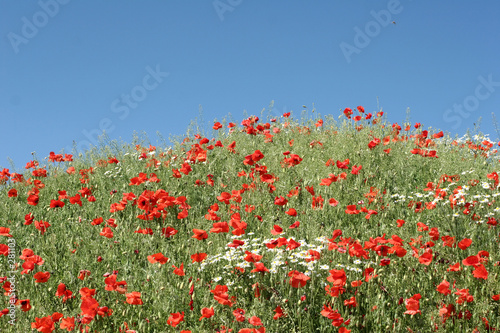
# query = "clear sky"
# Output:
<box><xmin>1</xmin><ymin>1</ymin><xmax>499</xmax><ymax>172</ymax></box>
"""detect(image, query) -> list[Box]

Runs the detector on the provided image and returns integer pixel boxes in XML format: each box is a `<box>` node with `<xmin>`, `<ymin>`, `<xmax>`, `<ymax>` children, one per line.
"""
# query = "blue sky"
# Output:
<box><xmin>1</xmin><ymin>1</ymin><xmax>499</xmax><ymax>172</ymax></box>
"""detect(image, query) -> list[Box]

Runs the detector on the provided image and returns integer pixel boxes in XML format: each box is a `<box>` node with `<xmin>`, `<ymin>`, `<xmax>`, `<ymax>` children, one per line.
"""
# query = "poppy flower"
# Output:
<box><xmin>211</xmin><ymin>222</ymin><xmax>229</xmax><ymax>233</ymax></box>
<box><xmin>288</xmin><ymin>270</ymin><xmax>310</xmax><ymax>288</ymax></box>
<box><xmin>191</xmin><ymin>253</ymin><xmax>207</xmax><ymax>263</ymax></box>
<box><xmin>270</xmin><ymin>225</ymin><xmax>283</xmax><ymax>235</ymax></box>
<box><xmin>322</xmin><ymin>197</ymin><xmax>338</xmax><ymax>209</ymax></box>
<box><xmin>104</xmin><ymin>274</ymin><xmax>127</xmax><ymax>293</ymax></box>
<box><xmin>274</xmin><ymin>196</ymin><xmax>288</xmax><ymax>206</ymax></box>
<box><xmin>436</xmin><ymin>279</ymin><xmax>451</xmax><ymax>295</ymax></box>
<box><xmin>273</xmin><ymin>306</ymin><xmax>286</xmax><ymax>320</ymax></box>
<box><xmin>172</xmin><ymin>263</ymin><xmax>185</xmax><ymax>276</ymax></box>
<box><xmin>472</xmin><ymin>264</ymin><xmax>488</xmax><ymax>280</ymax></box>
<box><xmin>462</xmin><ymin>255</ymin><xmax>479</xmax><ymax>267</ymax></box>
<box><xmin>34</xmin><ymin>271</ymin><xmax>50</xmax><ymax>283</ymax></box>
<box><xmin>458</xmin><ymin>238</ymin><xmax>472</xmax><ymax>250</ymax></box>
<box><xmin>17</xmin><ymin>299</ymin><xmax>31</xmax><ymax>312</ymax></box>
<box><xmin>125</xmin><ymin>291</ymin><xmax>143</xmax><ymax>305</ymax></box>
<box><xmin>233</xmin><ymin>308</ymin><xmax>246</xmax><ymax>322</ymax></box>
<box><xmin>56</xmin><ymin>283</ymin><xmax>73</xmax><ymax>302</ymax></box>
<box><xmin>135</xmin><ymin>228</ymin><xmax>153</xmax><ymax>235</ymax></box>
<box><xmin>0</xmin><ymin>227</ymin><xmax>13</xmax><ymax>237</ymax></box>
<box><xmin>167</xmin><ymin>311</ymin><xmax>184</xmax><ymax>327</ymax></box>
<box><xmin>248</xmin><ymin>316</ymin><xmax>263</xmax><ymax>326</ymax></box>
<box><xmin>327</xmin><ymin>269</ymin><xmax>346</xmax><ymax>286</ymax></box>
<box><xmin>345</xmin><ymin>205</ymin><xmax>359</xmax><ymax>214</ymax></box>
<box><xmin>50</xmin><ymin>199</ymin><xmax>65</xmax><ymax>208</ymax></box>
<box><xmin>287</xmin><ymin>239</ymin><xmax>301</xmax><ymax>250</ymax></box>
<box><xmin>344</xmin><ymin>296</ymin><xmax>358</xmax><ymax>308</ymax></box>
<box><xmin>199</xmin><ymin>307</ymin><xmax>214</xmax><ymax>321</ymax></box>
<box><xmin>147</xmin><ymin>253</ymin><xmax>169</xmax><ymax>265</ymax></box>
<box><xmin>244</xmin><ymin>251</ymin><xmax>263</xmax><ymax>263</ymax></box>
<box><xmin>289</xmin><ymin>221</ymin><xmax>300</xmax><ymax>229</ymax></box>
<box><xmin>404</xmin><ymin>294</ymin><xmax>421</xmax><ymax>315</ymax></box>
<box><xmin>228</xmin><ymin>239</ymin><xmax>245</xmax><ymax>248</ymax></box>
<box><xmin>162</xmin><ymin>227</ymin><xmax>178</xmax><ymax>238</ymax></box>
<box><xmin>100</xmin><ymin>227</ymin><xmax>114</xmax><ymax>239</ymax></box>
<box><xmin>363</xmin><ymin>267</ymin><xmax>378</xmax><ymax>282</ymax></box>
<box><xmin>31</xmin><ymin>316</ymin><xmax>55</xmax><ymax>332</ymax></box>
<box><xmin>250</xmin><ymin>262</ymin><xmax>269</xmax><ymax>274</ymax></box>
<box><xmin>192</xmin><ymin>229</ymin><xmax>208</xmax><ymax>240</ymax></box>
<box><xmin>27</xmin><ymin>194</ymin><xmax>39</xmax><ymax>206</ymax></box>
<box><xmin>418</xmin><ymin>252</ymin><xmax>433</xmax><ymax>265</ymax></box>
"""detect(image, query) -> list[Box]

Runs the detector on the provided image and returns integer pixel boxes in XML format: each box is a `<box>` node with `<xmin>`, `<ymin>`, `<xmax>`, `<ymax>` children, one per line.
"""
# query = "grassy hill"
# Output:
<box><xmin>1</xmin><ymin>107</ymin><xmax>499</xmax><ymax>332</ymax></box>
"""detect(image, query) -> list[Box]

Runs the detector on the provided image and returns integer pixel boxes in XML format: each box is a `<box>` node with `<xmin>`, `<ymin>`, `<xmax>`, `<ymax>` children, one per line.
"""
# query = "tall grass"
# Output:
<box><xmin>0</xmin><ymin>107</ymin><xmax>499</xmax><ymax>332</ymax></box>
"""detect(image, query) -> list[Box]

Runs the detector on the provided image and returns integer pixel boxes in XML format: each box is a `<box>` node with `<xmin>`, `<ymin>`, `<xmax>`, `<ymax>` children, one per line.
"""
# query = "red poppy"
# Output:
<box><xmin>288</xmin><ymin>270</ymin><xmax>310</xmax><ymax>288</ymax></box>
<box><xmin>192</xmin><ymin>229</ymin><xmax>208</xmax><ymax>240</ymax></box>
<box><xmin>17</xmin><ymin>299</ymin><xmax>31</xmax><ymax>312</ymax></box>
<box><xmin>462</xmin><ymin>255</ymin><xmax>479</xmax><ymax>267</ymax></box>
<box><xmin>344</xmin><ymin>296</ymin><xmax>358</xmax><ymax>308</ymax></box>
<box><xmin>345</xmin><ymin>205</ymin><xmax>359</xmax><ymax>214</ymax></box>
<box><xmin>436</xmin><ymin>279</ymin><xmax>451</xmax><ymax>295</ymax></box>
<box><xmin>244</xmin><ymin>251</ymin><xmax>263</xmax><ymax>263</ymax></box>
<box><xmin>458</xmin><ymin>238</ymin><xmax>472</xmax><ymax>250</ymax></box>
<box><xmin>472</xmin><ymin>264</ymin><xmax>488</xmax><ymax>280</ymax></box>
<box><xmin>31</xmin><ymin>316</ymin><xmax>55</xmax><ymax>332</ymax></box>
<box><xmin>248</xmin><ymin>315</ymin><xmax>263</xmax><ymax>326</ymax></box>
<box><xmin>125</xmin><ymin>291</ymin><xmax>143</xmax><ymax>305</ymax></box>
<box><xmin>287</xmin><ymin>239</ymin><xmax>301</xmax><ymax>250</ymax></box>
<box><xmin>274</xmin><ymin>196</ymin><xmax>288</xmax><ymax>206</ymax></box>
<box><xmin>56</xmin><ymin>283</ymin><xmax>73</xmax><ymax>302</ymax></box>
<box><xmin>100</xmin><ymin>227</ymin><xmax>114</xmax><ymax>238</ymax></box>
<box><xmin>270</xmin><ymin>225</ymin><xmax>283</xmax><ymax>235</ymax></box>
<box><xmin>34</xmin><ymin>271</ymin><xmax>50</xmax><ymax>283</ymax></box>
<box><xmin>50</xmin><ymin>199</ymin><xmax>65</xmax><ymax>208</ymax></box>
<box><xmin>103</xmin><ymin>274</ymin><xmax>127</xmax><ymax>294</ymax></box>
<box><xmin>328</xmin><ymin>198</ymin><xmax>339</xmax><ymax>207</ymax></box>
<box><xmin>250</xmin><ymin>262</ymin><xmax>269</xmax><ymax>274</ymax></box>
<box><xmin>404</xmin><ymin>294</ymin><xmax>421</xmax><ymax>315</ymax></box>
<box><xmin>211</xmin><ymin>222</ymin><xmax>229</xmax><ymax>233</ymax></box>
<box><xmin>167</xmin><ymin>311</ymin><xmax>184</xmax><ymax>327</ymax></box>
<box><xmin>199</xmin><ymin>307</ymin><xmax>214</xmax><ymax>321</ymax></box>
<box><xmin>172</xmin><ymin>263</ymin><xmax>185</xmax><ymax>276</ymax></box>
<box><xmin>419</xmin><ymin>252</ymin><xmax>433</xmax><ymax>265</ymax></box>
<box><xmin>162</xmin><ymin>226</ymin><xmax>178</xmax><ymax>238</ymax></box>
<box><xmin>191</xmin><ymin>253</ymin><xmax>207</xmax><ymax>263</ymax></box>
<box><xmin>147</xmin><ymin>253</ymin><xmax>169</xmax><ymax>265</ymax></box>
<box><xmin>228</xmin><ymin>239</ymin><xmax>245</xmax><ymax>248</ymax></box>
<box><xmin>0</xmin><ymin>227</ymin><xmax>13</xmax><ymax>237</ymax></box>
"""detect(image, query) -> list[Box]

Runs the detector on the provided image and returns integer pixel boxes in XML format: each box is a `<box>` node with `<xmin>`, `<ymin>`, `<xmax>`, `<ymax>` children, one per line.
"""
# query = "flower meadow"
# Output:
<box><xmin>1</xmin><ymin>107</ymin><xmax>500</xmax><ymax>332</ymax></box>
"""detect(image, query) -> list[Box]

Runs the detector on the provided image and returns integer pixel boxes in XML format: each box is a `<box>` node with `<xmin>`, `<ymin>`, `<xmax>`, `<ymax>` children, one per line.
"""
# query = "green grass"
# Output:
<box><xmin>1</xmin><ymin>107</ymin><xmax>499</xmax><ymax>332</ymax></box>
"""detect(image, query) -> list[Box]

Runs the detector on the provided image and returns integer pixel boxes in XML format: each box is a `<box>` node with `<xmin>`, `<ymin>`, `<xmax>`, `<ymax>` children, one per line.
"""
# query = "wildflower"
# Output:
<box><xmin>167</xmin><ymin>311</ymin><xmax>184</xmax><ymax>327</ymax></box>
<box><xmin>125</xmin><ymin>292</ymin><xmax>143</xmax><ymax>305</ymax></box>
<box><xmin>404</xmin><ymin>294</ymin><xmax>421</xmax><ymax>315</ymax></box>
<box><xmin>288</xmin><ymin>270</ymin><xmax>310</xmax><ymax>288</ymax></box>
<box><xmin>172</xmin><ymin>263</ymin><xmax>185</xmax><ymax>276</ymax></box>
<box><xmin>199</xmin><ymin>307</ymin><xmax>214</xmax><ymax>321</ymax></box>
